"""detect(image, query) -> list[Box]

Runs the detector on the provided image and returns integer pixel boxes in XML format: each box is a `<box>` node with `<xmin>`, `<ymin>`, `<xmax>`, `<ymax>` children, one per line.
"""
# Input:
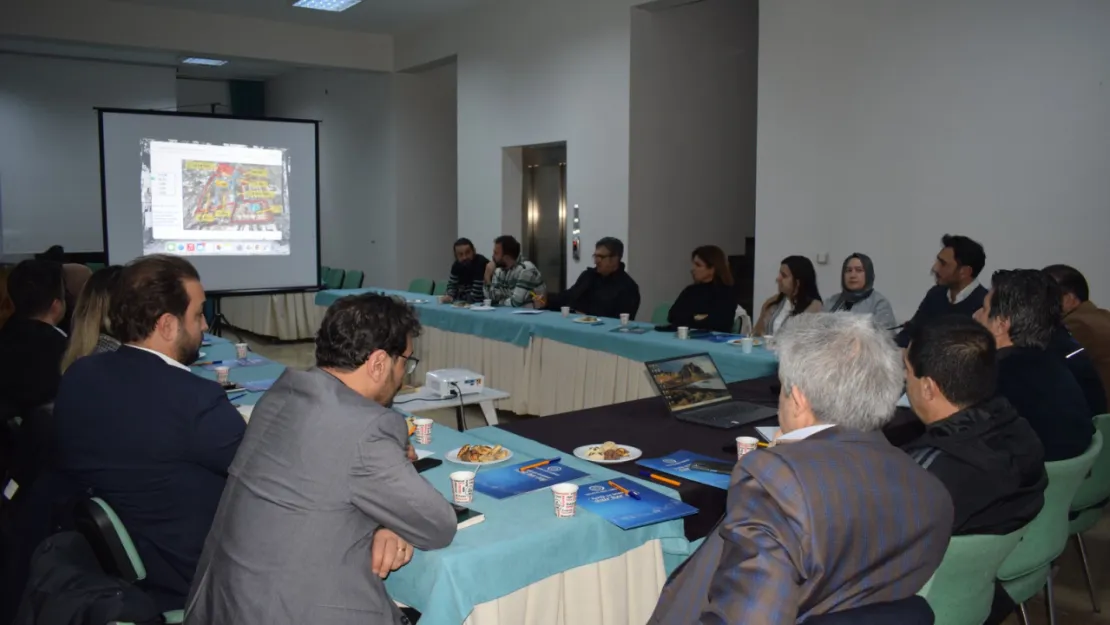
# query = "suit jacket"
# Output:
<box><xmin>649</xmin><ymin>428</ymin><xmax>953</xmax><ymax>625</ymax></box>
<box><xmin>185</xmin><ymin>367</ymin><xmax>457</xmax><ymax>625</ymax></box>
<box><xmin>52</xmin><ymin>346</ymin><xmax>245</xmax><ymax>609</ymax></box>
<box><xmin>0</xmin><ymin>317</ymin><xmax>67</xmax><ymax>416</ymax></box>
<box><xmin>1064</xmin><ymin>300</ymin><xmax>1110</xmax><ymax>411</ymax></box>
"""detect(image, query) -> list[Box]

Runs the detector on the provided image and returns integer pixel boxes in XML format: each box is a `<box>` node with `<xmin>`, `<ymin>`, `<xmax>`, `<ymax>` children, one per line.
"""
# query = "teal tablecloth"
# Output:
<box><xmin>192</xmin><ymin>335</ymin><xmax>696</xmax><ymax>624</ymax></box>
<box><xmin>316</xmin><ymin>288</ymin><xmax>777</xmax><ymax>383</ymax></box>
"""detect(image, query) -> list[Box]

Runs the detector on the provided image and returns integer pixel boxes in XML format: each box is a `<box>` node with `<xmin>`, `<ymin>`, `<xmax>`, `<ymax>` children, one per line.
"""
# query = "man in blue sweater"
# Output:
<box><xmin>53</xmin><ymin>255</ymin><xmax>245</xmax><ymax>610</ymax></box>
<box><xmin>896</xmin><ymin>234</ymin><xmax>988</xmax><ymax>347</ymax></box>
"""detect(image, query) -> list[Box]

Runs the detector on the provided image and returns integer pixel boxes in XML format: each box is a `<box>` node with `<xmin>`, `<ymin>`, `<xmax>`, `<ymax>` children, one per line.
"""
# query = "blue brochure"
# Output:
<box><xmin>474</xmin><ymin>460</ymin><xmax>590</xmax><ymax>500</ymax></box>
<box><xmin>636</xmin><ymin>450</ymin><xmax>733</xmax><ymax>490</ymax></box>
<box><xmin>576</xmin><ymin>478</ymin><xmax>698</xmax><ymax>530</ymax></box>
<box><xmin>692</xmin><ymin>332</ymin><xmax>744</xmax><ymax>344</ymax></box>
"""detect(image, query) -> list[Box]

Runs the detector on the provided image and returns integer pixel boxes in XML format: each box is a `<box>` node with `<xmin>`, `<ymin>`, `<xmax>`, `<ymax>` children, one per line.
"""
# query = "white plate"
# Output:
<box><xmin>726</xmin><ymin>338</ymin><xmax>762</xmax><ymax>347</ymax></box>
<box><xmin>573</xmin><ymin>316</ymin><xmax>601</xmax><ymax>324</ymax></box>
<box><xmin>573</xmin><ymin>444</ymin><xmax>643</xmax><ymax>464</ymax></box>
<box><xmin>469</xmin><ymin>305</ymin><xmax>495</xmax><ymax>311</ymax></box>
<box><xmin>407</xmin><ymin>299</ymin><xmax>428</xmax><ymax>304</ymax></box>
<box><xmin>446</xmin><ymin>446</ymin><xmax>514</xmax><ymax>465</ymax></box>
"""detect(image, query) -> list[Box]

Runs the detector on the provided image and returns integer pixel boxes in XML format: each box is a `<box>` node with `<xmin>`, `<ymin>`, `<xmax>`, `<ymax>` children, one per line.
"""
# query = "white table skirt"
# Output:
<box><xmin>463</xmin><ymin>539</ymin><xmax>666</xmax><ymax>625</ymax></box>
<box><xmin>220</xmin><ymin>293</ymin><xmax>323</xmax><ymax>341</ymax></box>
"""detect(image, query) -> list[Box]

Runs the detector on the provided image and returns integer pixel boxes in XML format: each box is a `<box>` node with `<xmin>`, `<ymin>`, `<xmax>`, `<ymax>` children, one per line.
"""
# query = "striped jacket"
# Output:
<box><xmin>485</xmin><ymin>257</ymin><xmax>544</xmax><ymax>308</ymax></box>
<box><xmin>649</xmin><ymin>428</ymin><xmax>953</xmax><ymax>625</ymax></box>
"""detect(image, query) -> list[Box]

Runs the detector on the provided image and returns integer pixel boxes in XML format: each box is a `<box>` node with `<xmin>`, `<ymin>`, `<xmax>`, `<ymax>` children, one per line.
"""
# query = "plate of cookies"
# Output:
<box><xmin>573</xmin><ymin>441</ymin><xmax>642</xmax><ymax>464</ymax></box>
<box><xmin>447</xmin><ymin>444</ymin><xmax>514</xmax><ymax>465</ymax></box>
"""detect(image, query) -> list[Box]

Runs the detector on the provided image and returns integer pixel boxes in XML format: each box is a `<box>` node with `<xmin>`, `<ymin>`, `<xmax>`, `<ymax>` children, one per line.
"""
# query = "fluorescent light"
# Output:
<box><xmin>182</xmin><ymin>58</ymin><xmax>228</xmax><ymax>66</ymax></box>
<box><xmin>292</xmin><ymin>0</ymin><xmax>362</xmax><ymax>12</ymax></box>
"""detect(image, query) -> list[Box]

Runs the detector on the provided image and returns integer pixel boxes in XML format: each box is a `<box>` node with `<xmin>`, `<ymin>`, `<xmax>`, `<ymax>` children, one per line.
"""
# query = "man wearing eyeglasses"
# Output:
<box><xmin>186</xmin><ymin>293</ymin><xmax>456</xmax><ymax>625</ymax></box>
<box><xmin>537</xmin><ymin>236</ymin><xmax>641</xmax><ymax>319</ymax></box>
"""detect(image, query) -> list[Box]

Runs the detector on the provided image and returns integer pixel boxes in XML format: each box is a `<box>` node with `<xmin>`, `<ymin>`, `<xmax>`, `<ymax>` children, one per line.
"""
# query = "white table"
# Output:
<box><xmin>395</xmin><ymin>386</ymin><xmax>510</xmax><ymax>426</ymax></box>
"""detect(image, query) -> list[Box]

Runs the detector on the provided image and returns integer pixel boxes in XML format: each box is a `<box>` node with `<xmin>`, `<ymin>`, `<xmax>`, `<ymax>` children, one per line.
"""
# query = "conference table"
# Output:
<box><xmin>312</xmin><ymin>288</ymin><xmax>779</xmax><ymax>417</ymax></box>
<box><xmin>196</xmin><ymin>334</ymin><xmax>696</xmax><ymax>625</ymax></box>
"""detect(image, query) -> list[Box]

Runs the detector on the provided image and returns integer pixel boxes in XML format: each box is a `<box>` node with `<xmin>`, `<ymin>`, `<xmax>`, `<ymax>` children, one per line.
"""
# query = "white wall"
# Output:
<box><xmin>176</xmin><ymin>78</ymin><xmax>231</xmax><ymax>114</ymax></box>
<box><xmin>757</xmin><ymin>0</ymin><xmax>1110</xmax><ymax>319</ymax></box>
<box><xmin>628</xmin><ymin>0</ymin><xmax>758</xmax><ymax>319</ymax></box>
<box><xmin>0</xmin><ymin>54</ymin><xmax>177</xmax><ymax>254</ymax></box>
<box><xmin>398</xmin><ymin>0</ymin><xmax>640</xmax><ymax>282</ymax></box>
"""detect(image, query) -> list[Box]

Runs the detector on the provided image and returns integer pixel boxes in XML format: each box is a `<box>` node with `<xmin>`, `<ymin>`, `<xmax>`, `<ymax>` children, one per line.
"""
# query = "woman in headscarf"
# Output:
<box><xmin>826</xmin><ymin>253</ymin><xmax>897</xmax><ymax>331</ymax></box>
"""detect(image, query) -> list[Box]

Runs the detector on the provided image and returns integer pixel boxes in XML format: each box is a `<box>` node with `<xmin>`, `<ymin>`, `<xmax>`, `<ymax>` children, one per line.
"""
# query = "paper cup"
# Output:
<box><xmin>215</xmin><ymin>366</ymin><xmax>230</xmax><ymax>385</ymax></box>
<box><xmin>450</xmin><ymin>471</ymin><xmax>475</xmax><ymax>504</ymax></box>
<box><xmin>763</xmin><ymin>334</ymin><xmax>776</xmax><ymax>350</ymax></box>
<box><xmin>741</xmin><ymin>337</ymin><xmax>754</xmax><ymax>354</ymax></box>
<box><xmin>561</xmin><ymin>306</ymin><xmax>570</xmax><ymax>318</ymax></box>
<box><xmin>620</xmin><ymin>313</ymin><xmax>630</xmax><ymax>326</ymax></box>
<box><xmin>677</xmin><ymin>326</ymin><xmax>690</xmax><ymax>340</ymax></box>
<box><xmin>482</xmin><ymin>299</ymin><xmax>492</xmax><ymax>308</ymax></box>
<box><xmin>736</xmin><ymin>436</ymin><xmax>759</xmax><ymax>458</ymax></box>
<box><xmin>413</xmin><ymin>418</ymin><xmax>433</xmax><ymax>445</ymax></box>
<box><xmin>235</xmin><ymin>343</ymin><xmax>249</xmax><ymax>359</ymax></box>
<box><xmin>552</xmin><ymin>483</ymin><xmax>579</xmax><ymax>518</ymax></box>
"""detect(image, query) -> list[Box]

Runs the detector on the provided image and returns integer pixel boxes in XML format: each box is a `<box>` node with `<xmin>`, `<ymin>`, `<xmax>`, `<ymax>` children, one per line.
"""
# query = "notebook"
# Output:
<box><xmin>453</xmin><ymin>505</ymin><xmax>485</xmax><ymax>529</ymax></box>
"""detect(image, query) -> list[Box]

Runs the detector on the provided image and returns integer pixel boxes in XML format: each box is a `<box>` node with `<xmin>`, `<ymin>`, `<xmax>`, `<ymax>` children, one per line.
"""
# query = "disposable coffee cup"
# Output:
<box><xmin>413</xmin><ymin>418</ymin><xmax>434</xmax><ymax>445</ymax></box>
<box><xmin>235</xmin><ymin>343</ymin><xmax>249</xmax><ymax>359</ymax></box>
<box><xmin>552</xmin><ymin>483</ymin><xmax>579</xmax><ymax>518</ymax></box>
<box><xmin>620</xmin><ymin>313</ymin><xmax>630</xmax><ymax>326</ymax></box>
<box><xmin>741</xmin><ymin>337</ymin><xmax>754</xmax><ymax>354</ymax></box>
<box><xmin>561</xmin><ymin>306</ymin><xmax>570</xmax><ymax>318</ymax></box>
<box><xmin>764</xmin><ymin>334</ymin><xmax>776</xmax><ymax>350</ymax></box>
<box><xmin>215</xmin><ymin>366</ymin><xmax>230</xmax><ymax>385</ymax></box>
<box><xmin>736</xmin><ymin>436</ymin><xmax>759</xmax><ymax>458</ymax></box>
<box><xmin>482</xmin><ymin>299</ymin><xmax>492</xmax><ymax>308</ymax></box>
<box><xmin>677</xmin><ymin>326</ymin><xmax>690</xmax><ymax>340</ymax></box>
<box><xmin>450</xmin><ymin>471</ymin><xmax>475</xmax><ymax>504</ymax></box>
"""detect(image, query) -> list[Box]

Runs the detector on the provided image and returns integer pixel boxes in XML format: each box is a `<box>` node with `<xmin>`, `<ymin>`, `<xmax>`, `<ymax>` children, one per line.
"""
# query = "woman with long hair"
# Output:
<box><xmin>754</xmin><ymin>255</ymin><xmax>822</xmax><ymax>335</ymax></box>
<box><xmin>668</xmin><ymin>245</ymin><xmax>738</xmax><ymax>332</ymax></box>
<box><xmin>60</xmin><ymin>265</ymin><xmax>123</xmax><ymax>372</ymax></box>
<box><xmin>826</xmin><ymin>253</ymin><xmax>897</xmax><ymax>330</ymax></box>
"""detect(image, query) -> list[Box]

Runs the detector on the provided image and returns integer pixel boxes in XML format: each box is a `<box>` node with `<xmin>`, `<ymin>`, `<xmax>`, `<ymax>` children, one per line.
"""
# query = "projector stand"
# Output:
<box><xmin>208</xmin><ymin>295</ymin><xmax>234</xmax><ymax>339</ymax></box>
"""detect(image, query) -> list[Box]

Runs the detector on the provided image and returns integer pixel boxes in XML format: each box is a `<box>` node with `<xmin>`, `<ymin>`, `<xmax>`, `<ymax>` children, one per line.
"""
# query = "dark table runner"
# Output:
<box><xmin>498</xmin><ymin>375</ymin><xmax>923</xmax><ymax>541</ymax></box>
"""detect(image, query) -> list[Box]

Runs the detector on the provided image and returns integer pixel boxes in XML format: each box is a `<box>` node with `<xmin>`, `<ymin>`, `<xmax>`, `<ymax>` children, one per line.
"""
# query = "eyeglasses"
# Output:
<box><xmin>402</xmin><ymin>354</ymin><xmax>420</xmax><ymax>375</ymax></box>
<box><xmin>593</xmin><ymin>253</ymin><xmax>612</xmax><ymax>261</ymax></box>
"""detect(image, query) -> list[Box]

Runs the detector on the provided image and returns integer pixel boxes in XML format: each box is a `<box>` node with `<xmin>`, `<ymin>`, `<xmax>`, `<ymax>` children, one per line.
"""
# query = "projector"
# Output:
<box><xmin>425</xmin><ymin>369</ymin><xmax>485</xmax><ymax>399</ymax></box>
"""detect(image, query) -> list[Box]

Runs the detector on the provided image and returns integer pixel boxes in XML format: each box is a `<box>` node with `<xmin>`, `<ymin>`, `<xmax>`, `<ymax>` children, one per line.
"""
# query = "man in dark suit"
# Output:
<box><xmin>974</xmin><ymin>269</ymin><xmax>1094</xmax><ymax>461</ymax></box>
<box><xmin>52</xmin><ymin>255</ymin><xmax>245</xmax><ymax>610</ymax></box>
<box><xmin>650</xmin><ymin>314</ymin><xmax>953</xmax><ymax>625</ymax></box>
<box><xmin>896</xmin><ymin>234</ymin><xmax>988</xmax><ymax>347</ymax></box>
<box><xmin>0</xmin><ymin>260</ymin><xmax>68</xmax><ymax>417</ymax></box>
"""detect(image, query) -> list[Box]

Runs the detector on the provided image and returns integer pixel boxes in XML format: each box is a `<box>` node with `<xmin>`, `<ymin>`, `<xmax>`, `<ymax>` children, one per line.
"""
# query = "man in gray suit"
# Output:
<box><xmin>185</xmin><ymin>294</ymin><xmax>457</xmax><ymax>625</ymax></box>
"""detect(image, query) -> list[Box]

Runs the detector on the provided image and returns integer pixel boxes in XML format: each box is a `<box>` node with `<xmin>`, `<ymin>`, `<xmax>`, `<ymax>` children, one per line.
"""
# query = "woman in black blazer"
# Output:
<box><xmin>668</xmin><ymin>245</ymin><xmax>737</xmax><ymax>333</ymax></box>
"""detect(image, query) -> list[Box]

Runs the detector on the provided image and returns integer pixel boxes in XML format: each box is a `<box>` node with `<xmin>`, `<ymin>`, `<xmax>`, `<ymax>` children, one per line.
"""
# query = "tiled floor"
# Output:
<box><xmin>232</xmin><ymin>329</ymin><xmax>1110</xmax><ymax>625</ymax></box>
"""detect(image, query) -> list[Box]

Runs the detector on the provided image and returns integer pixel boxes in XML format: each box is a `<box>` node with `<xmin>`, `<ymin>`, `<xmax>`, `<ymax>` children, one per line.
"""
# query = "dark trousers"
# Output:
<box><xmin>985</xmin><ymin>582</ymin><xmax>1016</xmax><ymax>625</ymax></box>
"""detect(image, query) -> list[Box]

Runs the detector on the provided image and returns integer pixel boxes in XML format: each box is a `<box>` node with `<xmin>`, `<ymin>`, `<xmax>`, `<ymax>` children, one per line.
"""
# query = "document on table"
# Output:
<box><xmin>636</xmin><ymin>450</ymin><xmax>731</xmax><ymax>490</ymax></box>
<box><xmin>576</xmin><ymin>478</ymin><xmax>697</xmax><ymax>530</ymax></box>
<box><xmin>511</xmin><ymin>310</ymin><xmax>545</xmax><ymax>315</ymax></box>
<box><xmin>474</xmin><ymin>460</ymin><xmax>590</xmax><ymax>499</ymax></box>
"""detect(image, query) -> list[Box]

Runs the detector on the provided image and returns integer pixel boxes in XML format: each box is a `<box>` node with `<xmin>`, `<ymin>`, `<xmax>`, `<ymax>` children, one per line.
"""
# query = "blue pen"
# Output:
<box><xmin>608</xmin><ymin>480</ymin><xmax>641</xmax><ymax>500</ymax></box>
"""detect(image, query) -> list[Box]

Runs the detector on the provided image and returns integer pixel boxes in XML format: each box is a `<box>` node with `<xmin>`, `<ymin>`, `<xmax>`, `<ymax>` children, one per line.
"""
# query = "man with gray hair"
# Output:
<box><xmin>649</xmin><ymin>314</ymin><xmax>953</xmax><ymax>625</ymax></box>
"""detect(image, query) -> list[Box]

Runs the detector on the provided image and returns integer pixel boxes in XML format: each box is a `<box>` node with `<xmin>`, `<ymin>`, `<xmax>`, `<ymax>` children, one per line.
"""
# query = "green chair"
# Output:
<box><xmin>319</xmin><ymin>265</ymin><xmax>329</xmax><ymax>286</ymax></box>
<box><xmin>324</xmin><ymin>267</ymin><xmax>345</xmax><ymax>290</ymax></box>
<box><xmin>998</xmin><ymin>432</ymin><xmax>1102</xmax><ymax>625</ymax></box>
<box><xmin>918</xmin><ymin>529</ymin><xmax>1027</xmax><ymax>625</ymax></box>
<box><xmin>407</xmin><ymin>278</ymin><xmax>434</xmax><ymax>295</ymax></box>
<box><xmin>341</xmin><ymin>269</ymin><xmax>364</xmax><ymax>289</ymax></box>
<box><xmin>74</xmin><ymin>497</ymin><xmax>183</xmax><ymax>624</ymax></box>
<box><xmin>1069</xmin><ymin>414</ymin><xmax>1110</xmax><ymax>612</ymax></box>
<box><xmin>650</xmin><ymin>302</ymin><xmax>672</xmax><ymax>325</ymax></box>
<box><xmin>85</xmin><ymin>262</ymin><xmax>106</xmax><ymax>272</ymax></box>
<box><xmin>432</xmin><ymin>281</ymin><xmax>448</xmax><ymax>296</ymax></box>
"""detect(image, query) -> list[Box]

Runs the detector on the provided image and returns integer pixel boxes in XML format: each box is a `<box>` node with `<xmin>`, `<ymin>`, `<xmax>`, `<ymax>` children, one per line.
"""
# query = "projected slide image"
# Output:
<box><xmin>142</xmin><ymin>139</ymin><xmax>291</xmax><ymax>257</ymax></box>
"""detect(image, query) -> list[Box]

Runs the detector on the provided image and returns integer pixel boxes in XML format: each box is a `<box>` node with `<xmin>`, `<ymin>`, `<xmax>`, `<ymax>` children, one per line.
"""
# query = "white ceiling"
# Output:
<box><xmin>116</xmin><ymin>0</ymin><xmax>487</xmax><ymax>33</ymax></box>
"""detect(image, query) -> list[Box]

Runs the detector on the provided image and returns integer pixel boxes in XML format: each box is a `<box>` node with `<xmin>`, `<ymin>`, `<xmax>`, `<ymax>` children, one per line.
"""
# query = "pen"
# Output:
<box><xmin>639</xmin><ymin>471</ymin><xmax>682</xmax><ymax>488</ymax></box>
<box><xmin>608</xmin><ymin>480</ymin><xmax>641</xmax><ymax>500</ymax></box>
<box><xmin>518</xmin><ymin>457</ymin><xmax>562</xmax><ymax>472</ymax></box>
<box><xmin>194</xmin><ymin>359</ymin><xmax>231</xmax><ymax>367</ymax></box>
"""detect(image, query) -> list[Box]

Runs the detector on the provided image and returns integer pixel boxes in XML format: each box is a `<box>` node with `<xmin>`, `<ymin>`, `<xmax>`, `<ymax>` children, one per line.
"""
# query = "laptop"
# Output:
<box><xmin>646</xmin><ymin>353</ymin><xmax>778</xmax><ymax>429</ymax></box>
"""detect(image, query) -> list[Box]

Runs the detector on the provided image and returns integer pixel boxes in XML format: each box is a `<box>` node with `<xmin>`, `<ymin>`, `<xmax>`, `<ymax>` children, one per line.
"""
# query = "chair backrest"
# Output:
<box><xmin>998</xmin><ymin>431</ymin><xmax>1103</xmax><ymax>580</ymax></box>
<box><xmin>341</xmin><ymin>269</ymin><xmax>364</xmax><ymax>289</ymax></box>
<box><xmin>432</xmin><ymin>281</ymin><xmax>448</xmax><ymax>296</ymax></box>
<box><xmin>650</xmin><ymin>302</ymin><xmax>672</xmax><ymax>325</ymax></box>
<box><xmin>919</xmin><ymin>529</ymin><xmax>1027</xmax><ymax>625</ymax></box>
<box><xmin>73</xmin><ymin>497</ymin><xmax>146</xmax><ymax>583</ymax></box>
<box><xmin>324</xmin><ymin>267</ymin><xmax>345</xmax><ymax>289</ymax></box>
<box><xmin>407</xmin><ymin>278</ymin><xmax>434</xmax><ymax>295</ymax></box>
<box><xmin>1072</xmin><ymin>414</ymin><xmax>1110</xmax><ymax>512</ymax></box>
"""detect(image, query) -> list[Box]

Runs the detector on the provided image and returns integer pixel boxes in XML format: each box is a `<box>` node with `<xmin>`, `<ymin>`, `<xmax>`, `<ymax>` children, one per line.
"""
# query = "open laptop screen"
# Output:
<box><xmin>646</xmin><ymin>353</ymin><xmax>732</xmax><ymax>413</ymax></box>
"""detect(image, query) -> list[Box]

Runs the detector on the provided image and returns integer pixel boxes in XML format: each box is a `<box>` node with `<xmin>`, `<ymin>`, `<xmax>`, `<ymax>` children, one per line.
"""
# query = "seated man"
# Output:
<box><xmin>484</xmin><ymin>234</ymin><xmax>544</xmax><ymax>307</ymax></box>
<box><xmin>53</xmin><ymin>255</ymin><xmax>245</xmax><ymax>610</ymax></box>
<box><xmin>649</xmin><ymin>314</ymin><xmax>952</xmax><ymax>624</ymax></box>
<box><xmin>903</xmin><ymin>315</ymin><xmax>1046</xmax><ymax>535</ymax></box>
<box><xmin>441</xmin><ymin>237</ymin><xmax>489</xmax><ymax>304</ymax></box>
<box><xmin>540</xmin><ymin>237</ymin><xmax>641</xmax><ymax>319</ymax></box>
<box><xmin>1045</xmin><ymin>264</ymin><xmax>1110</xmax><ymax>411</ymax></box>
<box><xmin>975</xmin><ymin>269</ymin><xmax>1094</xmax><ymax>461</ymax></box>
<box><xmin>1047</xmin><ymin>322</ymin><xmax>1107</xmax><ymax>415</ymax></box>
<box><xmin>186</xmin><ymin>294</ymin><xmax>456</xmax><ymax>625</ymax></box>
<box><xmin>896</xmin><ymin>234</ymin><xmax>988</xmax><ymax>347</ymax></box>
<box><xmin>0</xmin><ymin>260</ymin><xmax>68</xmax><ymax>416</ymax></box>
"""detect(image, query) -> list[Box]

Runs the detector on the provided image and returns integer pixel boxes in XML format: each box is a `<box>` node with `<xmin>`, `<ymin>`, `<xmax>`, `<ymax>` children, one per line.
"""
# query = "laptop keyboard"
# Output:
<box><xmin>682</xmin><ymin>401</ymin><xmax>773</xmax><ymax>428</ymax></box>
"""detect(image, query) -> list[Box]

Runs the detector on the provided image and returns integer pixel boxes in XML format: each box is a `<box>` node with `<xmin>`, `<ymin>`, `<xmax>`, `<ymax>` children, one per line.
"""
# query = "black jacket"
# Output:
<box><xmin>1047</xmin><ymin>324</ymin><xmax>1108</xmax><ymax>415</ymax></box>
<box><xmin>445</xmin><ymin>254</ymin><xmax>489</xmax><ymax>303</ymax></box>
<box><xmin>547</xmin><ymin>263</ymin><xmax>641</xmax><ymax>319</ymax></box>
<box><xmin>903</xmin><ymin>396</ymin><xmax>1047</xmax><ymax>536</ymax></box>
<box><xmin>996</xmin><ymin>346</ymin><xmax>1095</xmax><ymax>461</ymax></box>
<box><xmin>667</xmin><ymin>282</ymin><xmax>737</xmax><ymax>333</ymax></box>
<box><xmin>0</xmin><ymin>317</ymin><xmax>67</xmax><ymax>417</ymax></box>
<box><xmin>896</xmin><ymin>284</ymin><xmax>988</xmax><ymax>347</ymax></box>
